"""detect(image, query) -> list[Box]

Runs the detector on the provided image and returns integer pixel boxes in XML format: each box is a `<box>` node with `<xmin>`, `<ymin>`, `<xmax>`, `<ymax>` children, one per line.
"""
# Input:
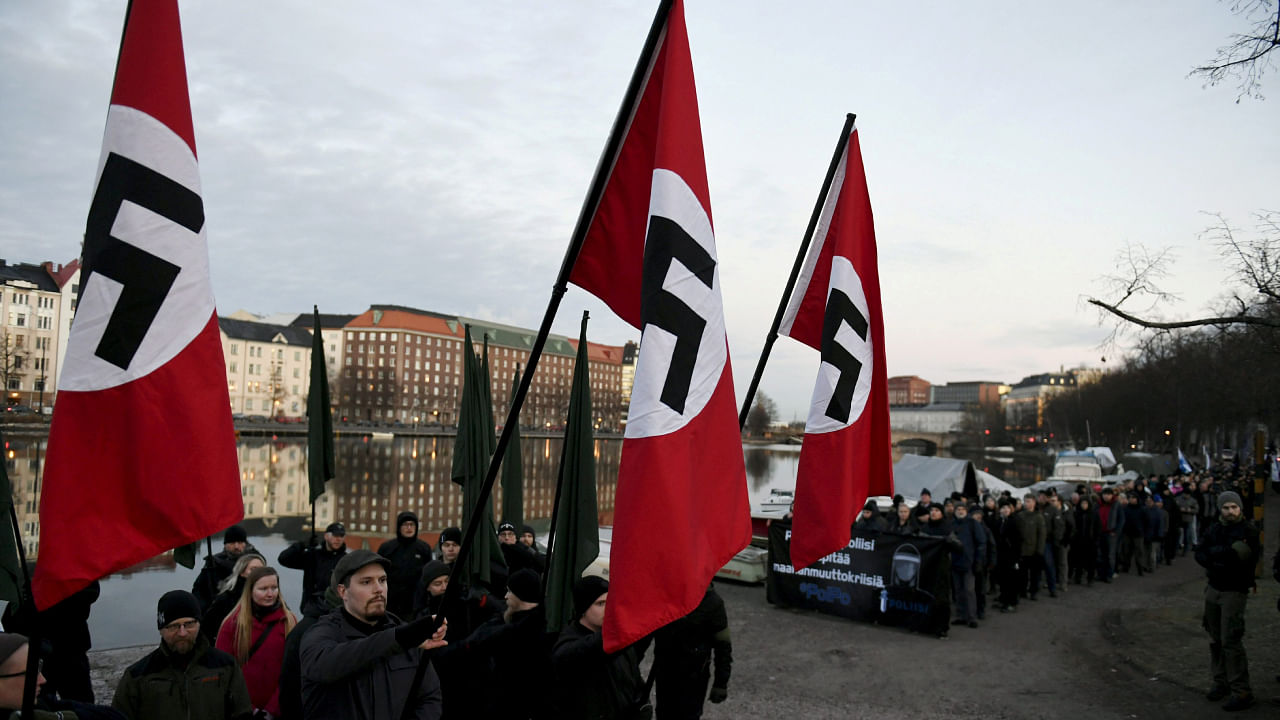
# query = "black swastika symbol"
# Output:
<box><xmin>82</xmin><ymin>152</ymin><xmax>202</xmax><ymax>370</ymax></box>
<box><xmin>641</xmin><ymin>215</ymin><xmax>716</xmax><ymax>415</ymax></box>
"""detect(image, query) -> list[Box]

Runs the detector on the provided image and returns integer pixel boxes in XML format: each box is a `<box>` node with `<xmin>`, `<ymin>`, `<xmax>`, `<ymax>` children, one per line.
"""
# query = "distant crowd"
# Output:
<box><xmin>848</xmin><ymin>463</ymin><xmax>1277</xmax><ymax>711</ymax></box>
<box><xmin>1</xmin><ymin>511</ymin><xmax>730</xmax><ymax>720</ymax></box>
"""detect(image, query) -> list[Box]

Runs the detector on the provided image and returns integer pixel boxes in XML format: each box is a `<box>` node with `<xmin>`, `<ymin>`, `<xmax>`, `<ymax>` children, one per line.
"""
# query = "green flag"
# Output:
<box><xmin>500</xmin><ymin>368</ymin><xmax>524</xmax><ymax>529</ymax></box>
<box><xmin>546</xmin><ymin>312</ymin><xmax>599</xmax><ymax>633</ymax></box>
<box><xmin>307</xmin><ymin>306</ymin><xmax>336</xmax><ymax>503</ymax></box>
<box><xmin>0</xmin><ymin>429</ymin><xmax>26</xmax><ymax>613</ymax></box>
<box><xmin>451</xmin><ymin>327</ymin><xmax>502</xmax><ymax>588</ymax></box>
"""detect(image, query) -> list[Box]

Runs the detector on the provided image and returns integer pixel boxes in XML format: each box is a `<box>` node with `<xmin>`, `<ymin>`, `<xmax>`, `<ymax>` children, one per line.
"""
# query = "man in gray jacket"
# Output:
<box><xmin>301</xmin><ymin>550</ymin><xmax>448</xmax><ymax>720</ymax></box>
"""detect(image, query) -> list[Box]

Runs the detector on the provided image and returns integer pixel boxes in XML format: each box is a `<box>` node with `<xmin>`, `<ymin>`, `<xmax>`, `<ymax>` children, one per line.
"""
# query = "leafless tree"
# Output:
<box><xmin>1192</xmin><ymin>0</ymin><xmax>1280</xmax><ymax>101</ymax></box>
<box><xmin>0</xmin><ymin>331</ymin><xmax>29</xmax><ymax>400</ymax></box>
<box><xmin>1088</xmin><ymin>211</ymin><xmax>1280</xmax><ymax>341</ymax></box>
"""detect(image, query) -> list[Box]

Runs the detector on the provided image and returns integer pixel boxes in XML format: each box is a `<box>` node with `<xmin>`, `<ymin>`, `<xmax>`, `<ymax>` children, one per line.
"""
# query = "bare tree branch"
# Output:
<box><xmin>1087</xmin><ymin>297</ymin><xmax>1280</xmax><ymax>330</ymax></box>
<box><xmin>1191</xmin><ymin>0</ymin><xmax>1279</xmax><ymax>100</ymax></box>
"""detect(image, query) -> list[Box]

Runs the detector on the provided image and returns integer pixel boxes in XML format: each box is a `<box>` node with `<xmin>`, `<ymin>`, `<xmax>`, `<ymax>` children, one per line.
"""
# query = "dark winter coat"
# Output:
<box><xmin>551</xmin><ymin>621</ymin><xmax>646</xmax><ymax>720</ymax></box>
<box><xmin>459</xmin><ymin>605</ymin><xmax>557</xmax><ymax>719</ymax></box>
<box><xmin>202</xmin><ymin>579</ymin><xmax>246</xmax><ymax>643</ymax></box>
<box><xmin>1014</xmin><ymin>509</ymin><xmax>1045</xmax><ymax>558</ymax></box>
<box><xmin>949</xmin><ymin>516</ymin><xmax>987</xmax><ymax>573</ymax></box>
<box><xmin>112</xmin><ymin>635</ymin><xmax>252</xmax><ymax>720</ymax></box>
<box><xmin>1121</xmin><ymin>503</ymin><xmax>1146</xmax><ymax>539</ymax></box>
<box><xmin>652</xmin><ymin>586</ymin><xmax>732</xmax><ymax>719</ymax></box>
<box><xmin>994</xmin><ymin>515</ymin><xmax>1022</xmax><ymax>570</ymax></box>
<box><xmin>377</xmin><ymin>535</ymin><xmax>434</xmax><ymax>620</ymax></box>
<box><xmin>1195</xmin><ymin>517</ymin><xmax>1262</xmax><ymax>593</ymax></box>
<box><xmin>1070</xmin><ymin>506</ymin><xmax>1101</xmax><ymax>562</ymax></box>
<box><xmin>278</xmin><ymin>540</ymin><xmax>348</xmax><ymax>617</ymax></box>
<box><xmin>192</xmin><ymin>546</ymin><xmax>259</xmax><ymax>613</ymax></box>
<box><xmin>300</xmin><ymin>609</ymin><xmax>443</xmax><ymax>720</ymax></box>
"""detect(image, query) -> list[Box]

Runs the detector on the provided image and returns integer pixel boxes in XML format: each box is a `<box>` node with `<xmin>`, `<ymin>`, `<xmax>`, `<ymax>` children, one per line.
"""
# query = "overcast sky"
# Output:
<box><xmin>3</xmin><ymin>1</ymin><xmax>1277</xmax><ymax>422</ymax></box>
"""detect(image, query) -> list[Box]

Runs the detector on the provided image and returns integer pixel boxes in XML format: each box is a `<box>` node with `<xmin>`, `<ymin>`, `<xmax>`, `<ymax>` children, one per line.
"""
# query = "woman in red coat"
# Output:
<box><xmin>216</xmin><ymin>565</ymin><xmax>297</xmax><ymax>717</ymax></box>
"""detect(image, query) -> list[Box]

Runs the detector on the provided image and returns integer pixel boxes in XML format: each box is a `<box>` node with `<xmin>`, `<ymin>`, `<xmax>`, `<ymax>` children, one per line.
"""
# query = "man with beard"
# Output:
<box><xmin>113</xmin><ymin>591</ymin><xmax>251</xmax><ymax>720</ymax></box>
<box><xmin>192</xmin><ymin>525</ymin><xmax>257</xmax><ymax>614</ymax></box>
<box><xmin>279</xmin><ymin>522</ymin><xmax>349</xmax><ymax>617</ymax></box>
<box><xmin>378</xmin><ymin>511</ymin><xmax>434</xmax><ymax>619</ymax></box>
<box><xmin>301</xmin><ymin>550</ymin><xmax>448</xmax><ymax>720</ymax></box>
<box><xmin>1195</xmin><ymin>491</ymin><xmax>1261</xmax><ymax>712</ymax></box>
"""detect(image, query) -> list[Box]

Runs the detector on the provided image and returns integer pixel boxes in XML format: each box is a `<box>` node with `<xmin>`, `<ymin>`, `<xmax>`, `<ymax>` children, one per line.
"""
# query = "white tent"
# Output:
<box><xmin>889</xmin><ymin>454</ymin><xmax>1019</xmax><ymax>502</ymax></box>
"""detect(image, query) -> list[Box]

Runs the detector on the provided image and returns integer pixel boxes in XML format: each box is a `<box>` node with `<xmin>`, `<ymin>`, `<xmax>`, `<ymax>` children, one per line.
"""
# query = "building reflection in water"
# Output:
<box><xmin>2</xmin><ymin>432</ymin><xmax>623</xmax><ymax>560</ymax></box>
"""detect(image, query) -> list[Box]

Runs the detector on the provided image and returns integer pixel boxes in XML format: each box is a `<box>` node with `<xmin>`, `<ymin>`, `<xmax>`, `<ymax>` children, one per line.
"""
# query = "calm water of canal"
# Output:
<box><xmin>3</xmin><ymin>432</ymin><xmax>1046</xmax><ymax>649</ymax></box>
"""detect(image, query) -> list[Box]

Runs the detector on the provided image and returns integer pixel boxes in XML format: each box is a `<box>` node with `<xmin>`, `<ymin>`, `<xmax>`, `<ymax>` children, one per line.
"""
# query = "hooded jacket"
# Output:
<box><xmin>378</xmin><ymin>512</ymin><xmax>434</xmax><ymax>619</ymax></box>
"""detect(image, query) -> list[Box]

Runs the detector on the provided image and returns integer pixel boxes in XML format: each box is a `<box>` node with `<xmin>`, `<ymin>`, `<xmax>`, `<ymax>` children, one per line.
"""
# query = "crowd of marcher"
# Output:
<box><xmin>0</xmin><ymin>510</ymin><xmax>731</xmax><ymax>720</ymax></box>
<box><xmin>3</xmin><ymin>467</ymin><xmax>1277</xmax><ymax>718</ymax></box>
<box><xmin>854</xmin><ymin>463</ymin><xmax>1277</xmax><ymax>712</ymax></box>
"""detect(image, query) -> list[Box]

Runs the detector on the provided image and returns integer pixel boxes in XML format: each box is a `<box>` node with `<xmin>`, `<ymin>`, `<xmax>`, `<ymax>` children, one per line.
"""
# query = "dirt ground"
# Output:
<box><xmin>89</xmin><ymin>490</ymin><xmax>1280</xmax><ymax>718</ymax></box>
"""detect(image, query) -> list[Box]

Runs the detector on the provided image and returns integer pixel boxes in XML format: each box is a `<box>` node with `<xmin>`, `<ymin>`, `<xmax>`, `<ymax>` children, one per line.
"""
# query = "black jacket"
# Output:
<box><xmin>300</xmin><ymin>609</ymin><xmax>443</xmax><ymax>720</ymax></box>
<box><xmin>551</xmin><ymin>621</ymin><xmax>646</xmax><ymax>720</ymax></box>
<box><xmin>652</xmin><ymin>586</ymin><xmax>732</xmax><ymax>718</ymax></box>
<box><xmin>1195</xmin><ymin>517</ymin><xmax>1261</xmax><ymax>593</ymax></box>
<box><xmin>191</xmin><ymin>545</ymin><xmax>259</xmax><ymax>613</ymax></box>
<box><xmin>459</xmin><ymin>605</ymin><xmax>557</xmax><ymax>719</ymax></box>
<box><xmin>378</xmin><ymin>536</ymin><xmax>435</xmax><ymax>620</ymax></box>
<box><xmin>278</xmin><ymin>540</ymin><xmax>348</xmax><ymax>617</ymax></box>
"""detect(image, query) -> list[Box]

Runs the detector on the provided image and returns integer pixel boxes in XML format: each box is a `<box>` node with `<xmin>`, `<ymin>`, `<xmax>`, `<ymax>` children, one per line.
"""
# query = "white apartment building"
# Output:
<box><xmin>219</xmin><ymin>317</ymin><xmax>313</xmax><ymax>418</ymax></box>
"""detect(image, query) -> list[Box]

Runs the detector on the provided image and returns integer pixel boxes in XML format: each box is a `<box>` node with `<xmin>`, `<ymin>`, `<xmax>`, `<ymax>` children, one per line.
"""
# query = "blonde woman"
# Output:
<box><xmin>216</xmin><ymin>566</ymin><xmax>297</xmax><ymax>717</ymax></box>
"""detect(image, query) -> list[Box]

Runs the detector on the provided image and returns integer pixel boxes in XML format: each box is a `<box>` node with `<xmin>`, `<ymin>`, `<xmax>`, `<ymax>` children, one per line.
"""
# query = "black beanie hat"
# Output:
<box><xmin>0</xmin><ymin>633</ymin><xmax>27</xmax><ymax>667</ymax></box>
<box><xmin>439</xmin><ymin>527</ymin><xmax>462</xmax><ymax>545</ymax></box>
<box><xmin>224</xmin><ymin>525</ymin><xmax>248</xmax><ymax>544</ymax></box>
<box><xmin>497</xmin><ymin>521</ymin><xmax>517</xmax><ymax>534</ymax></box>
<box><xmin>521</xmin><ymin>524</ymin><xmax>535</xmax><ymax>536</ymax></box>
<box><xmin>507</xmin><ymin>568</ymin><xmax>543</xmax><ymax>604</ymax></box>
<box><xmin>156</xmin><ymin>590</ymin><xmax>202</xmax><ymax>629</ymax></box>
<box><xmin>572</xmin><ymin>575</ymin><xmax>609</xmax><ymax>618</ymax></box>
<box><xmin>421</xmin><ymin>560</ymin><xmax>450</xmax><ymax>585</ymax></box>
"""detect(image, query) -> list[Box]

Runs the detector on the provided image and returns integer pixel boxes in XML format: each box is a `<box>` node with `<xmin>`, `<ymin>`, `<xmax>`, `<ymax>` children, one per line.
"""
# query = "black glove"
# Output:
<box><xmin>709</xmin><ymin>686</ymin><xmax>727</xmax><ymax>703</ymax></box>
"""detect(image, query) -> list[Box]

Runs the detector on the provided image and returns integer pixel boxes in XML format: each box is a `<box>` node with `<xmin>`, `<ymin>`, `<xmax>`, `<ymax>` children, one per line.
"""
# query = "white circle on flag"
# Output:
<box><xmin>805</xmin><ymin>256</ymin><xmax>873</xmax><ymax>434</ymax></box>
<box><xmin>59</xmin><ymin>105</ymin><xmax>214</xmax><ymax>392</ymax></box>
<box><xmin>625</xmin><ymin>169</ymin><xmax>729</xmax><ymax>439</ymax></box>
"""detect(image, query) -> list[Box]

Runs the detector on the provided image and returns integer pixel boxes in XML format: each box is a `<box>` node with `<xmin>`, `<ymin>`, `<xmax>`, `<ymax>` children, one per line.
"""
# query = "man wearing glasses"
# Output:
<box><xmin>1194</xmin><ymin>490</ymin><xmax>1261</xmax><ymax>712</ymax></box>
<box><xmin>112</xmin><ymin>590</ymin><xmax>251</xmax><ymax>720</ymax></box>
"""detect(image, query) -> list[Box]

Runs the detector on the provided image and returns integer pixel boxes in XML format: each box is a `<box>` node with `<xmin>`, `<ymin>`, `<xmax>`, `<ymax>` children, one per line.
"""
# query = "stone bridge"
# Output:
<box><xmin>890</xmin><ymin>429</ymin><xmax>959</xmax><ymax>453</ymax></box>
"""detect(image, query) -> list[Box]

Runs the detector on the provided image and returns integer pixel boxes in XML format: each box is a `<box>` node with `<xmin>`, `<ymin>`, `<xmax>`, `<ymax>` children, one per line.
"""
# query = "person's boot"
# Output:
<box><xmin>1205</xmin><ymin>684</ymin><xmax>1229</xmax><ymax>702</ymax></box>
<box><xmin>1221</xmin><ymin>693</ymin><xmax>1254</xmax><ymax>711</ymax></box>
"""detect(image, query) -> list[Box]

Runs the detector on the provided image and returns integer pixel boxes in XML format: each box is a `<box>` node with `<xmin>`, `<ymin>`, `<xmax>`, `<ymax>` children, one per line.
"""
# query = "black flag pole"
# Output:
<box><xmin>17</xmin><ymin>435</ymin><xmax>45</xmax><ymax>720</ymax></box>
<box><xmin>736</xmin><ymin>113</ymin><xmax>857</xmax><ymax>431</ymax></box>
<box><xmin>438</xmin><ymin>0</ymin><xmax>675</xmax><ymax>620</ymax></box>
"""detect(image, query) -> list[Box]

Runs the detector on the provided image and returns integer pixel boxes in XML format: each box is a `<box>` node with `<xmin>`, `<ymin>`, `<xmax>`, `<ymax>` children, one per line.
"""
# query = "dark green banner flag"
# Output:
<box><xmin>546</xmin><ymin>313</ymin><xmax>599</xmax><ymax>633</ymax></box>
<box><xmin>307</xmin><ymin>306</ymin><xmax>336</xmax><ymax>503</ymax></box>
<box><xmin>500</xmin><ymin>368</ymin><xmax>524</xmax><ymax>529</ymax></box>
<box><xmin>452</xmin><ymin>326</ymin><xmax>502</xmax><ymax>587</ymax></box>
<box><xmin>0</xmin><ymin>429</ymin><xmax>25</xmax><ymax>614</ymax></box>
